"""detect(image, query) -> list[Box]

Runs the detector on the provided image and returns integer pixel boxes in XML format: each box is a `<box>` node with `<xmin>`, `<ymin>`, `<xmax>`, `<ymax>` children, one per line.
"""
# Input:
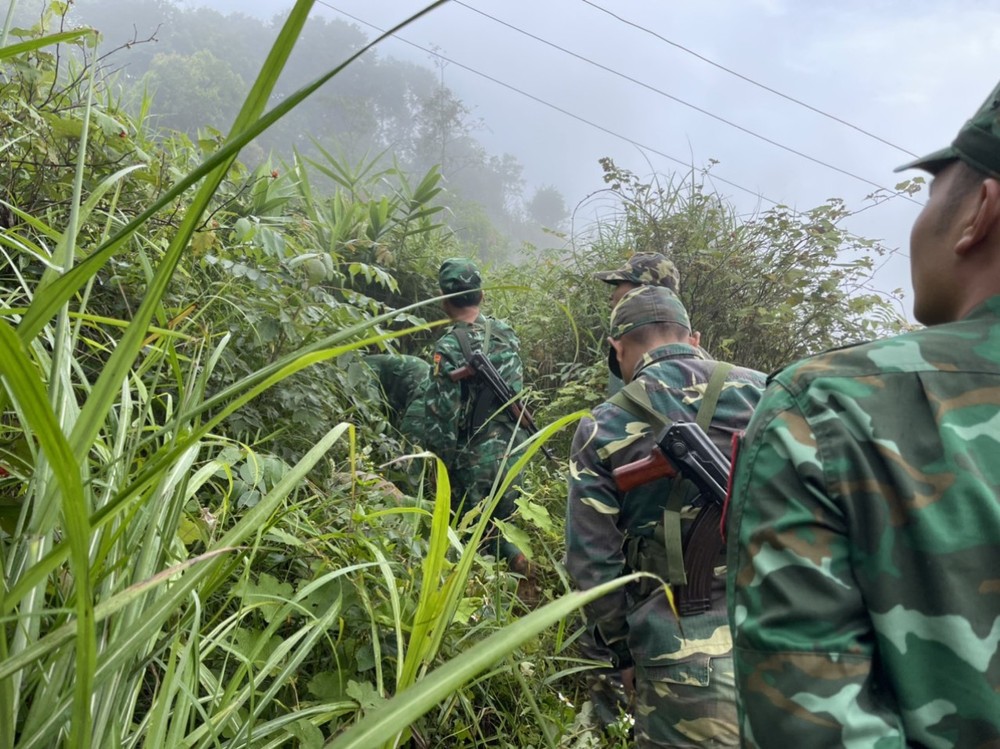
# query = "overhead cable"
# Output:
<box><xmin>580</xmin><ymin>0</ymin><xmax>919</xmax><ymax>158</ymax></box>
<box><xmin>454</xmin><ymin>0</ymin><xmax>920</xmax><ymax>205</ymax></box>
<box><xmin>316</xmin><ymin>0</ymin><xmax>919</xmax><ymax>219</ymax></box>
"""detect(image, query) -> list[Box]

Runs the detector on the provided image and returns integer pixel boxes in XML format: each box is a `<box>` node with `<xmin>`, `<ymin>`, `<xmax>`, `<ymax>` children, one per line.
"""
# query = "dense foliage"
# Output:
<box><xmin>8</xmin><ymin>0</ymin><xmax>572</xmax><ymax>260</ymax></box>
<box><xmin>0</xmin><ymin>2</ymin><xmax>909</xmax><ymax>747</ymax></box>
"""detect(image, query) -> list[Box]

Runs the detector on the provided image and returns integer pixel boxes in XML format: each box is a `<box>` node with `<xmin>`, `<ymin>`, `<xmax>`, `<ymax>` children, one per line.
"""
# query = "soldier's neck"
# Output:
<box><xmin>449</xmin><ymin>307</ymin><xmax>480</xmax><ymax>324</ymax></box>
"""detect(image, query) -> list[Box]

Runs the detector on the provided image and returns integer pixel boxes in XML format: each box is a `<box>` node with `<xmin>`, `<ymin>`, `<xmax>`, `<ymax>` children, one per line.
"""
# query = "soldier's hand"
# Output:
<box><xmin>619</xmin><ymin>666</ymin><xmax>636</xmax><ymax>700</ymax></box>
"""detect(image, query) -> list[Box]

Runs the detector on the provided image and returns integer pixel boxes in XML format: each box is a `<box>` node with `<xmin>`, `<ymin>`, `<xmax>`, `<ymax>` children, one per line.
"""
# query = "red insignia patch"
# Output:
<box><xmin>720</xmin><ymin>432</ymin><xmax>743</xmax><ymax>541</ymax></box>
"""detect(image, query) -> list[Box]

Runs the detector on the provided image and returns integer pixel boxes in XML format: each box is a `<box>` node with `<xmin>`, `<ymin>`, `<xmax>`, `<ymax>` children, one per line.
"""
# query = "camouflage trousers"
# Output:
<box><xmin>450</xmin><ymin>434</ymin><xmax>522</xmax><ymax>562</ymax></box>
<box><xmin>633</xmin><ymin>656</ymin><xmax>738</xmax><ymax>748</ymax></box>
<box><xmin>627</xmin><ymin>584</ymin><xmax>739</xmax><ymax>748</ymax></box>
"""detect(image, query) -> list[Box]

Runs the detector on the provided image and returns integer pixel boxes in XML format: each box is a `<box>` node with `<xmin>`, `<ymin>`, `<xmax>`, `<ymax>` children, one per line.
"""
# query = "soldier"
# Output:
<box><xmin>585</xmin><ymin>252</ymin><xmax>695</xmax><ymax>732</ymax></box>
<box><xmin>419</xmin><ymin>257</ymin><xmax>529</xmax><ymax>571</ymax></box>
<box><xmin>566</xmin><ymin>285</ymin><xmax>765</xmax><ymax>747</ymax></box>
<box><xmin>594</xmin><ymin>251</ymin><xmax>682</xmax><ymax>306</ymax></box>
<box><xmin>726</xmin><ymin>81</ymin><xmax>1000</xmax><ymax>746</ymax></box>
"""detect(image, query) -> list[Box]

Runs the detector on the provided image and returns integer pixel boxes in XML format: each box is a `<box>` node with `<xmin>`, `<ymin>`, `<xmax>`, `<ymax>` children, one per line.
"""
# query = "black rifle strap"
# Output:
<box><xmin>453</xmin><ymin>324</ymin><xmax>475</xmax><ymax>362</ymax></box>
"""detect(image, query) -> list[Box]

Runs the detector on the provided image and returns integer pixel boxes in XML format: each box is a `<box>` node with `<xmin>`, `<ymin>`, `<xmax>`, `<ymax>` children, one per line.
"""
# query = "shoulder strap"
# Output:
<box><xmin>453</xmin><ymin>325</ymin><xmax>475</xmax><ymax>362</ymax></box>
<box><xmin>696</xmin><ymin>362</ymin><xmax>733</xmax><ymax>431</ymax></box>
<box><xmin>482</xmin><ymin>317</ymin><xmax>493</xmax><ymax>356</ymax></box>
<box><xmin>608</xmin><ymin>379</ymin><xmax>668</xmax><ymax>430</ymax></box>
<box><xmin>452</xmin><ymin>321</ymin><xmax>507</xmax><ymax>434</ymax></box>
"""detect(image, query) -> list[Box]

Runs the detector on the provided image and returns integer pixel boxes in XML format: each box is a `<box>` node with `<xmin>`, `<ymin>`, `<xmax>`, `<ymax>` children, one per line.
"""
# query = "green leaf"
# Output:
<box><xmin>515</xmin><ymin>496</ymin><xmax>554</xmax><ymax>533</ymax></box>
<box><xmin>308</xmin><ymin>672</ymin><xmax>345</xmax><ymax>701</ymax></box>
<box><xmin>494</xmin><ymin>519</ymin><xmax>534</xmax><ymax>561</ymax></box>
<box><xmin>288</xmin><ymin>719</ymin><xmax>326</xmax><ymax>749</ymax></box>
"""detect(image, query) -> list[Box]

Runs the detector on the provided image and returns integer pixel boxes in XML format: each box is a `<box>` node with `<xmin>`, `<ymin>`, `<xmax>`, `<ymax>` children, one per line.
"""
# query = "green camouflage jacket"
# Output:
<box><xmin>420</xmin><ymin>314</ymin><xmax>524</xmax><ymax>512</ymax></box>
<box><xmin>566</xmin><ymin>343</ymin><xmax>765</xmax><ymax>668</ymax></box>
<box><xmin>727</xmin><ymin>296</ymin><xmax>1000</xmax><ymax>747</ymax></box>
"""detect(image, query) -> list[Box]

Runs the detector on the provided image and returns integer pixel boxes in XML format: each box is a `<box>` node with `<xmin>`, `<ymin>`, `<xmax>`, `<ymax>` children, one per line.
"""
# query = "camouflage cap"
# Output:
<box><xmin>594</xmin><ymin>252</ymin><xmax>680</xmax><ymax>292</ymax></box>
<box><xmin>610</xmin><ymin>285</ymin><xmax>690</xmax><ymax>339</ymax></box>
<box><xmin>606</xmin><ymin>286</ymin><xmax>691</xmax><ymax>378</ymax></box>
<box><xmin>438</xmin><ymin>257</ymin><xmax>482</xmax><ymax>294</ymax></box>
<box><xmin>895</xmin><ymin>79</ymin><xmax>1000</xmax><ymax>178</ymax></box>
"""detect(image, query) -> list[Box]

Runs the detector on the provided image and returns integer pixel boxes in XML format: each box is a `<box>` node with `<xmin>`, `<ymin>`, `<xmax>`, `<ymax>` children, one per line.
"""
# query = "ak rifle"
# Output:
<box><xmin>449</xmin><ymin>350</ymin><xmax>555</xmax><ymax>460</ymax></box>
<box><xmin>613</xmin><ymin>421</ymin><xmax>730</xmax><ymax>616</ymax></box>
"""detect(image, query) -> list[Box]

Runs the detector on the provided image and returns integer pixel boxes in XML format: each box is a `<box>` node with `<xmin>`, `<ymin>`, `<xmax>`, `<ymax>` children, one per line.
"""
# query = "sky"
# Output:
<box><xmin>149</xmin><ymin>1</ymin><xmax>1000</xmax><ymax>318</ymax></box>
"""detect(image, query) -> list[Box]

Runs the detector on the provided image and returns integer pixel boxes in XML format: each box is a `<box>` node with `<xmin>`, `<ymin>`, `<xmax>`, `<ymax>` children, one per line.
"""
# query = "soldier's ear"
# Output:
<box><xmin>955</xmin><ymin>178</ymin><xmax>1000</xmax><ymax>257</ymax></box>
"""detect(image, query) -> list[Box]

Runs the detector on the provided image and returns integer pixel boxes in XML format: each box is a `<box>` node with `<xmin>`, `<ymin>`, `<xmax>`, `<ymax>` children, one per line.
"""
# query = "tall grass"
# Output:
<box><xmin>0</xmin><ymin>1</ymin><xmax>624</xmax><ymax>746</ymax></box>
<box><xmin>1</xmin><ymin>1</ymin><xmax>444</xmax><ymax>745</ymax></box>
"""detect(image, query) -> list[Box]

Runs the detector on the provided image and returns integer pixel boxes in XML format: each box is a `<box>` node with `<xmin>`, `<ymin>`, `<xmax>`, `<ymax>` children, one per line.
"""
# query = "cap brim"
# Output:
<box><xmin>607</xmin><ymin>346</ymin><xmax>621</xmax><ymax>379</ymax></box>
<box><xmin>894</xmin><ymin>146</ymin><xmax>959</xmax><ymax>174</ymax></box>
<box><xmin>594</xmin><ymin>270</ymin><xmax>628</xmax><ymax>284</ymax></box>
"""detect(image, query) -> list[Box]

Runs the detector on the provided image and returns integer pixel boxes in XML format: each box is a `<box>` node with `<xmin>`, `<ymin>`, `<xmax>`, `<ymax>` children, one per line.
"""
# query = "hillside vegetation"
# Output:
<box><xmin>0</xmin><ymin>2</ymin><xmax>908</xmax><ymax>747</ymax></box>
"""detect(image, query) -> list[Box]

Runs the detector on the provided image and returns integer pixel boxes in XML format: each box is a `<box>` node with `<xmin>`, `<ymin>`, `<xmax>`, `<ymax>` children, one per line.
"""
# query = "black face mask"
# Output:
<box><xmin>607</xmin><ymin>345</ymin><xmax>622</xmax><ymax>379</ymax></box>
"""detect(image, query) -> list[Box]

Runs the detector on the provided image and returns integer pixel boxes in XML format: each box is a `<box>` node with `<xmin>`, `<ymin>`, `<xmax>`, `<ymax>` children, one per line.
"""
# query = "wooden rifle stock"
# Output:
<box><xmin>611</xmin><ymin>448</ymin><xmax>677</xmax><ymax>491</ymax></box>
<box><xmin>448</xmin><ymin>364</ymin><xmax>475</xmax><ymax>382</ymax></box>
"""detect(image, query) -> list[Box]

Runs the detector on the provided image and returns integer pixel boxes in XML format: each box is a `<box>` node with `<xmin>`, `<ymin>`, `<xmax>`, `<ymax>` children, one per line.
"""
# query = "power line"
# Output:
<box><xmin>453</xmin><ymin>0</ymin><xmax>920</xmax><ymax>205</ymax></box>
<box><xmin>580</xmin><ymin>0</ymin><xmax>919</xmax><ymax>159</ymax></box>
<box><xmin>311</xmin><ymin>0</ymin><xmax>912</xmax><ymax>293</ymax></box>
<box><xmin>315</xmin><ymin>0</ymin><xmax>918</xmax><ymax>225</ymax></box>
<box><xmin>318</xmin><ymin>0</ymin><xmax>783</xmax><ymax>206</ymax></box>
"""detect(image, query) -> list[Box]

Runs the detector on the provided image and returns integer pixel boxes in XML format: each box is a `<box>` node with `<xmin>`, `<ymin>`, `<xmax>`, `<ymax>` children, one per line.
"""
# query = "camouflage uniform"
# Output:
<box><xmin>364</xmin><ymin>353</ymin><xmax>430</xmax><ymax>435</ymax></box>
<box><xmin>420</xmin><ymin>258</ymin><xmax>525</xmax><ymax>561</ymax></box>
<box><xmin>567</xmin><ymin>287</ymin><xmax>766</xmax><ymax>747</ymax></box>
<box><xmin>727</xmin><ymin>82</ymin><xmax>1000</xmax><ymax>747</ymax></box>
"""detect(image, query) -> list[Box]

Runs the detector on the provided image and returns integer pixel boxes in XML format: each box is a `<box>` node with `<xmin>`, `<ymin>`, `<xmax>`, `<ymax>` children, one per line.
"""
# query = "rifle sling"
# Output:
<box><xmin>612</xmin><ymin>361</ymin><xmax>733</xmax><ymax>593</ymax></box>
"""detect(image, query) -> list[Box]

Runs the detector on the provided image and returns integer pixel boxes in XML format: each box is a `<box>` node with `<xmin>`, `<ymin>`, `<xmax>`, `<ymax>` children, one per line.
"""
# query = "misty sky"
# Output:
<box><xmin>139</xmin><ymin>1</ymin><xmax>1000</xmax><ymax>317</ymax></box>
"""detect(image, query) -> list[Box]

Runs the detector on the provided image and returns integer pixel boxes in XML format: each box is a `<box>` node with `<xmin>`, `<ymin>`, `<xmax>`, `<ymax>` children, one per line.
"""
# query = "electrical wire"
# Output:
<box><xmin>316</xmin><ymin>0</ymin><xmax>919</xmax><ymax>216</ymax></box>
<box><xmin>452</xmin><ymin>0</ymin><xmax>920</xmax><ymax>205</ymax></box>
<box><xmin>580</xmin><ymin>0</ymin><xmax>919</xmax><ymax>159</ymax></box>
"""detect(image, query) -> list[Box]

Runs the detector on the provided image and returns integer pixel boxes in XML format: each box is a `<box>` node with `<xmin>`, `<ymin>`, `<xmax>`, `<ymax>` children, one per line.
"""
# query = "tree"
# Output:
<box><xmin>595</xmin><ymin>158</ymin><xmax>909</xmax><ymax>372</ymax></box>
<box><xmin>527</xmin><ymin>184</ymin><xmax>568</xmax><ymax>229</ymax></box>
<box><xmin>143</xmin><ymin>49</ymin><xmax>245</xmax><ymax>134</ymax></box>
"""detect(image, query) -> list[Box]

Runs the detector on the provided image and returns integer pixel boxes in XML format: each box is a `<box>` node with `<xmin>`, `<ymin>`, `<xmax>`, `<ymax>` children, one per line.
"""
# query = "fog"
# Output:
<box><xmin>332</xmin><ymin>0</ymin><xmax>998</xmax><ymax>320</ymax></box>
<box><xmin>23</xmin><ymin>0</ymin><xmax>1000</xmax><ymax>318</ymax></box>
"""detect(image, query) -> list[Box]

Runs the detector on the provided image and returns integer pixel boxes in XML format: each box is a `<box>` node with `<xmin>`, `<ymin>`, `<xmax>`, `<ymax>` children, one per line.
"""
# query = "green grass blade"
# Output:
<box><xmin>0</xmin><ymin>29</ymin><xmax>95</xmax><ymax>60</ymax></box>
<box><xmin>326</xmin><ymin>576</ymin><xmax>645</xmax><ymax>749</ymax></box>
<box><xmin>0</xmin><ymin>321</ymin><xmax>93</xmax><ymax>746</ymax></box>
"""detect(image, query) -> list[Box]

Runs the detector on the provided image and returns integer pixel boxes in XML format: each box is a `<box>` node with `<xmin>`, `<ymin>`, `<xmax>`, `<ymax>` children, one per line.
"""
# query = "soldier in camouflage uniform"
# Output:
<box><xmin>420</xmin><ymin>257</ymin><xmax>527</xmax><ymax>566</ymax></box>
<box><xmin>586</xmin><ymin>253</ymin><xmax>700</xmax><ymax>733</ymax></box>
<box><xmin>726</xmin><ymin>81</ymin><xmax>1000</xmax><ymax>747</ymax></box>
<box><xmin>595</xmin><ymin>252</ymin><xmax>682</xmax><ymax>306</ymax></box>
<box><xmin>566</xmin><ymin>286</ymin><xmax>765</xmax><ymax>747</ymax></box>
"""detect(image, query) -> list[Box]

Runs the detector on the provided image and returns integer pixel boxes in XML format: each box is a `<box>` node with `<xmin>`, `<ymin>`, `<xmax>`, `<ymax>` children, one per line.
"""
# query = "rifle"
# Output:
<box><xmin>612</xmin><ymin>421</ymin><xmax>730</xmax><ymax>616</ymax></box>
<box><xmin>449</xmin><ymin>350</ymin><xmax>556</xmax><ymax>460</ymax></box>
